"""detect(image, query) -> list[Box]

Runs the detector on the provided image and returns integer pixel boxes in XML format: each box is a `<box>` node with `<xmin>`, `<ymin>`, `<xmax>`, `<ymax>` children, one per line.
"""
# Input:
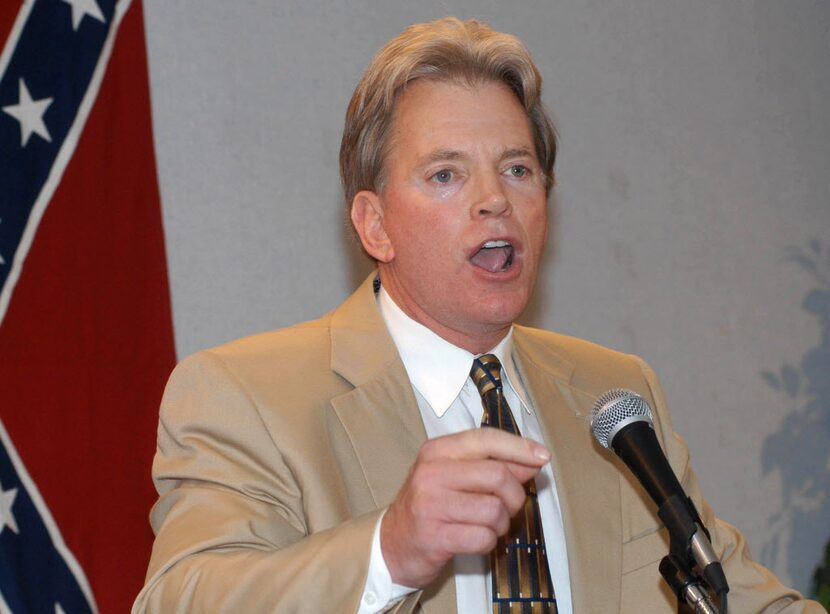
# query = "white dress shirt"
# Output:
<box><xmin>358</xmin><ymin>288</ymin><xmax>573</xmax><ymax>614</ymax></box>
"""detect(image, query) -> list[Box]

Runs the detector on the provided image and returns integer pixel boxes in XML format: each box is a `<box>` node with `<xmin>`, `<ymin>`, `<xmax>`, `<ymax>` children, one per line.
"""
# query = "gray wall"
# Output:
<box><xmin>143</xmin><ymin>0</ymin><xmax>830</xmax><ymax>594</ymax></box>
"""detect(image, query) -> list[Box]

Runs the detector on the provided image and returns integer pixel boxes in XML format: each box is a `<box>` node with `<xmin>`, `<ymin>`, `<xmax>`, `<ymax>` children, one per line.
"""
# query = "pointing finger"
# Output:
<box><xmin>419</xmin><ymin>428</ymin><xmax>550</xmax><ymax>467</ymax></box>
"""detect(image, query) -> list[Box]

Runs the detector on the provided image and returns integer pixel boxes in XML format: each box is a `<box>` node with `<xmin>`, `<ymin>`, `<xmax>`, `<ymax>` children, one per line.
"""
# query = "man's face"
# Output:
<box><xmin>361</xmin><ymin>79</ymin><xmax>549</xmax><ymax>353</ymax></box>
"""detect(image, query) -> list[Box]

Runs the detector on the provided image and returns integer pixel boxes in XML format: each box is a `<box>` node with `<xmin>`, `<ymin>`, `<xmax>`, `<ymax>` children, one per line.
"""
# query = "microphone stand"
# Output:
<box><xmin>658</xmin><ymin>494</ymin><xmax>729</xmax><ymax>613</ymax></box>
<box><xmin>660</xmin><ymin>555</ymin><xmax>719</xmax><ymax>614</ymax></box>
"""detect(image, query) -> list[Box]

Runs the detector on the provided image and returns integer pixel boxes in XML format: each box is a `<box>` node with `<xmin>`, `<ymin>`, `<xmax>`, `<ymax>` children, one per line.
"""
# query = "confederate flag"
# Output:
<box><xmin>0</xmin><ymin>0</ymin><xmax>175</xmax><ymax>612</ymax></box>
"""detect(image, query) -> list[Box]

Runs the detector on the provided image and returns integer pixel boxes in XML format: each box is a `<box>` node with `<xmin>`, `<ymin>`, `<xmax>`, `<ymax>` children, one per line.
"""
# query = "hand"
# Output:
<box><xmin>380</xmin><ymin>428</ymin><xmax>551</xmax><ymax>588</ymax></box>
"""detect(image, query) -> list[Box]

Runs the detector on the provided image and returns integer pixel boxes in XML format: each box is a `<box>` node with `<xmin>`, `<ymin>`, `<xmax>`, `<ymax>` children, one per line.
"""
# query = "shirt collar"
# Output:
<box><xmin>377</xmin><ymin>287</ymin><xmax>530</xmax><ymax>418</ymax></box>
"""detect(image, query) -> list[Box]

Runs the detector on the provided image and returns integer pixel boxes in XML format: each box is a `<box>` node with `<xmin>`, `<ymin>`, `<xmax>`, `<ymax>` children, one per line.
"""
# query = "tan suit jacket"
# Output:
<box><xmin>134</xmin><ymin>274</ymin><xmax>822</xmax><ymax>613</ymax></box>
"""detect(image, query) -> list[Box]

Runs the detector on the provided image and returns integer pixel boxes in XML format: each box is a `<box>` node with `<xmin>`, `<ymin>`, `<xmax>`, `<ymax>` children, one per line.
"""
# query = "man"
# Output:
<box><xmin>134</xmin><ymin>17</ymin><xmax>822</xmax><ymax>613</ymax></box>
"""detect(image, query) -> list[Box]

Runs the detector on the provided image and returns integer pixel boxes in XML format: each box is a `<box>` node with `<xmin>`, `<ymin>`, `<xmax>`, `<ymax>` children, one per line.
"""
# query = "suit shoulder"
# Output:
<box><xmin>516</xmin><ymin>324</ymin><xmax>640</xmax><ymax>367</ymax></box>
<box><xmin>209</xmin><ymin>311</ymin><xmax>334</xmax><ymax>360</ymax></box>
<box><xmin>516</xmin><ymin>325</ymin><xmax>631</xmax><ymax>358</ymax></box>
<box><xmin>515</xmin><ymin>325</ymin><xmax>651</xmax><ymax>397</ymax></box>
<box><xmin>172</xmin><ymin>311</ymin><xmax>339</xmax><ymax>391</ymax></box>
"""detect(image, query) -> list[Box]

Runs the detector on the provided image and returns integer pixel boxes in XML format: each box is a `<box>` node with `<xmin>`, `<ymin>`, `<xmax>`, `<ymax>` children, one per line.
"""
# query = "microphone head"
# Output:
<box><xmin>591</xmin><ymin>388</ymin><xmax>654</xmax><ymax>449</ymax></box>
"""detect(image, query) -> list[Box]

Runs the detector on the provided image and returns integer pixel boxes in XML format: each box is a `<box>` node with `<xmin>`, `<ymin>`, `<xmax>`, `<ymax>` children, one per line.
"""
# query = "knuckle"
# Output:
<box><xmin>410</xmin><ymin>475</ymin><xmax>434</xmax><ymax>504</ymax></box>
<box><xmin>480</xmin><ymin>527</ymin><xmax>498</xmax><ymax>551</ymax></box>
<box><xmin>491</xmin><ymin>511</ymin><xmax>508</xmax><ymax>536</ymax></box>
<box><xmin>436</xmin><ymin>524</ymin><xmax>461</xmax><ymax>557</ymax></box>
<box><xmin>411</xmin><ymin>459</ymin><xmax>438</xmax><ymax>485</ymax></box>
<box><xmin>481</xmin><ymin>496</ymin><xmax>502</xmax><ymax>524</ymax></box>
<box><xmin>419</xmin><ymin>438</ymin><xmax>440</xmax><ymax>459</ymax></box>
<box><xmin>479</xmin><ymin>427</ymin><xmax>497</xmax><ymax>443</ymax></box>
<box><xmin>492</xmin><ymin>463</ymin><xmax>512</xmax><ymax>488</ymax></box>
<box><xmin>508</xmin><ymin>490</ymin><xmax>526</xmax><ymax>515</ymax></box>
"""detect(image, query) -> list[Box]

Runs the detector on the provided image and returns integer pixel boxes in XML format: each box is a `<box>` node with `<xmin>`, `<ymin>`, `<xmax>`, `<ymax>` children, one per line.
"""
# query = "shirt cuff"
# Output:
<box><xmin>358</xmin><ymin>509</ymin><xmax>417</xmax><ymax>613</ymax></box>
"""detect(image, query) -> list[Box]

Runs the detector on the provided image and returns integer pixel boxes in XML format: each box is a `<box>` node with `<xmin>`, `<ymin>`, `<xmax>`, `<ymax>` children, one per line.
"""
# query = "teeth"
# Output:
<box><xmin>482</xmin><ymin>240</ymin><xmax>511</xmax><ymax>249</ymax></box>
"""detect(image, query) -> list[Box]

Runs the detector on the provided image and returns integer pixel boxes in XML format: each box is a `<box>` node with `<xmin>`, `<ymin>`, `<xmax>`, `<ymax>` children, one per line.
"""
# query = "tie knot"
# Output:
<box><xmin>470</xmin><ymin>354</ymin><xmax>503</xmax><ymax>396</ymax></box>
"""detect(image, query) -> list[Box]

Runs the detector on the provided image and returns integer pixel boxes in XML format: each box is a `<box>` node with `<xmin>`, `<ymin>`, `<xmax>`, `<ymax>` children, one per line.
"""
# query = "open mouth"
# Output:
<box><xmin>470</xmin><ymin>240</ymin><xmax>515</xmax><ymax>273</ymax></box>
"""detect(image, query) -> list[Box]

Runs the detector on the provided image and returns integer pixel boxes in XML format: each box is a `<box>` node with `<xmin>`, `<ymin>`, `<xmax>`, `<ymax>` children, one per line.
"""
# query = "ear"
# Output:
<box><xmin>350</xmin><ymin>190</ymin><xmax>395</xmax><ymax>263</ymax></box>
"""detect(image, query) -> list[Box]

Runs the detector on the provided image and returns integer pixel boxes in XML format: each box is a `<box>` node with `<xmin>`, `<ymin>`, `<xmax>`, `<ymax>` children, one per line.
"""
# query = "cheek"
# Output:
<box><xmin>390</xmin><ymin>207</ymin><xmax>465</xmax><ymax>252</ymax></box>
<box><xmin>384</xmin><ymin>209</ymin><xmax>455</xmax><ymax>270</ymax></box>
<box><xmin>535</xmin><ymin>211</ymin><xmax>549</xmax><ymax>248</ymax></box>
<box><xmin>519</xmin><ymin>198</ymin><xmax>549</xmax><ymax>242</ymax></box>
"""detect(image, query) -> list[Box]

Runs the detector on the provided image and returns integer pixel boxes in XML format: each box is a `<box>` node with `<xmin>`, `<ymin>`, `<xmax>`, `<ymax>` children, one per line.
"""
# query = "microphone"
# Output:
<box><xmin>590</xmin><ymin>389</ymin><xmax>729</xmax><ymax>603</ymax></box>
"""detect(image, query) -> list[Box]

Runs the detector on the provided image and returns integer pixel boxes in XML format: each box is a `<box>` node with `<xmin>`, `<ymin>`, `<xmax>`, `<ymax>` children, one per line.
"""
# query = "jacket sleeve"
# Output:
<box><xmin>132</xmin><ymin>351</ymin><xmax>412</xmax><ymax>613</ymax></box>
<box><xmin>636</xmin><ymin>357</ymin><xmax>826</xmax><ymax>614</ymax></box>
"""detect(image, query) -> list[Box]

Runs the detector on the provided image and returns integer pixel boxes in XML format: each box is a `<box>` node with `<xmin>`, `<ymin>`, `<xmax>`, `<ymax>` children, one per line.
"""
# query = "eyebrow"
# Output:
<box><xmin>418</xmin><ymin>146</ymin><xmax>536</xmax><ymax>166</ymax></box>
<box><xmin>499</xmin><ymin>147</ymin><xmax>535</xmax><ymax>162</ymax></box>
<box><xmin>419</xmin><ymin>149</ymin><xmax>466</xmax><ymax>165</ymax></box>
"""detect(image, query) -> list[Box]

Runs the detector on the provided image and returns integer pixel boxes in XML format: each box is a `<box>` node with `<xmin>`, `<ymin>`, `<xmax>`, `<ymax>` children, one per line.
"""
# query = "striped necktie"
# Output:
<box><xmin>470</xmin><ymin>354</ymin><xmax>557</xmax><ymax>614</ymax></box>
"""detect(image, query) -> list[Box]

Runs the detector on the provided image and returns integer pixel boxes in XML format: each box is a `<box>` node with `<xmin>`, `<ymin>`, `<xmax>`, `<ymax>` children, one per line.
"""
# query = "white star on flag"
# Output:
<box><xmin>2</xmin><ymin>78</ymin><xmax>53</xmax><ymax>147</ymax></box>
<box><xmin>60</xmin><ymin>0</ymin><xmax>105</xmax><ymax>31</ymax></box>
<box><xmin>0</xmin><ymin>481</ymin><xmax>19</xmax><ymax>535</ymax></box>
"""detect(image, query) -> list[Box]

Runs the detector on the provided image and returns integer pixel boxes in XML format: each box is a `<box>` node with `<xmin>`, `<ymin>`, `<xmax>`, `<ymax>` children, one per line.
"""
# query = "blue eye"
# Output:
<box><xmin>433</xmin><ymin>169</ymin><xmax>453</xmax><ymax>183</ymax></box>
<box><xmin>509</xmin><ymin>165</ymin><xmax>529</xmax><ymax>177</ymax></box>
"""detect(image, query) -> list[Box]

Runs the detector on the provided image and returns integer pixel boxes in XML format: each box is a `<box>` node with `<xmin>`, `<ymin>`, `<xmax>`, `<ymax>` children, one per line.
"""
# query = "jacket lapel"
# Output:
<box><xmin>514</xmin><ymin>328</ymin><xmax>623</xmax><ymax>614</ymax></box>
<box><xmin>327</xmin><ymin>274</ymin><xmax>426</xmax><ymax>509</ymax></box>
<box><xmin>326</xmin><ymin>274</ymin><xmax>457</xmax><ymax>613</ymax></box>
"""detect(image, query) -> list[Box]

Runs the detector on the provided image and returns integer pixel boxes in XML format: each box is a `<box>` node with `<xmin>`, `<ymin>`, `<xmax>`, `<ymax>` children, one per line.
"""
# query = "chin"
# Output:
<box><xmin>471</xmin><ymin>295</ymin><xmax>530</xmax><ymax>328</ymax></box>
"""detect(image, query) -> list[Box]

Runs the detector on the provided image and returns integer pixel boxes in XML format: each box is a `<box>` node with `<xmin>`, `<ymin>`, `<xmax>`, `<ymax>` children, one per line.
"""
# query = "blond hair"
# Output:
<box><xmin>339</xmin><ymin>17</ymin><xmax>557</xmax><ymax>210</ymax></box>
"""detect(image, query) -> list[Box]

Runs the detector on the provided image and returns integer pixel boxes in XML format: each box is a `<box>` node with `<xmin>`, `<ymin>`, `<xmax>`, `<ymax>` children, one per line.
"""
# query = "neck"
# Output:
<box><xmin>378</xmin><ymin>272</ymin><xmax>511</xmax><ymax>355</ymax></box>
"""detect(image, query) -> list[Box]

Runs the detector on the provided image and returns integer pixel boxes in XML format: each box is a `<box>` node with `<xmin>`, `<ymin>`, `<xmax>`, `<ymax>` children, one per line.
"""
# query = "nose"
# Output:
<box><xmin>471</xmin><ymin>171</ymin><xmax>511</xmax><ymax>218</ymax></box>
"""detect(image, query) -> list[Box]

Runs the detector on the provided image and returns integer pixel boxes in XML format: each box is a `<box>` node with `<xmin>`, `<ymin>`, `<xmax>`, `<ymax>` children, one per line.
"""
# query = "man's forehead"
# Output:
<box><xmin>394</xmin><ymin>79</ymin><xmax>524</xmax><ymax>119</ymax></box>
